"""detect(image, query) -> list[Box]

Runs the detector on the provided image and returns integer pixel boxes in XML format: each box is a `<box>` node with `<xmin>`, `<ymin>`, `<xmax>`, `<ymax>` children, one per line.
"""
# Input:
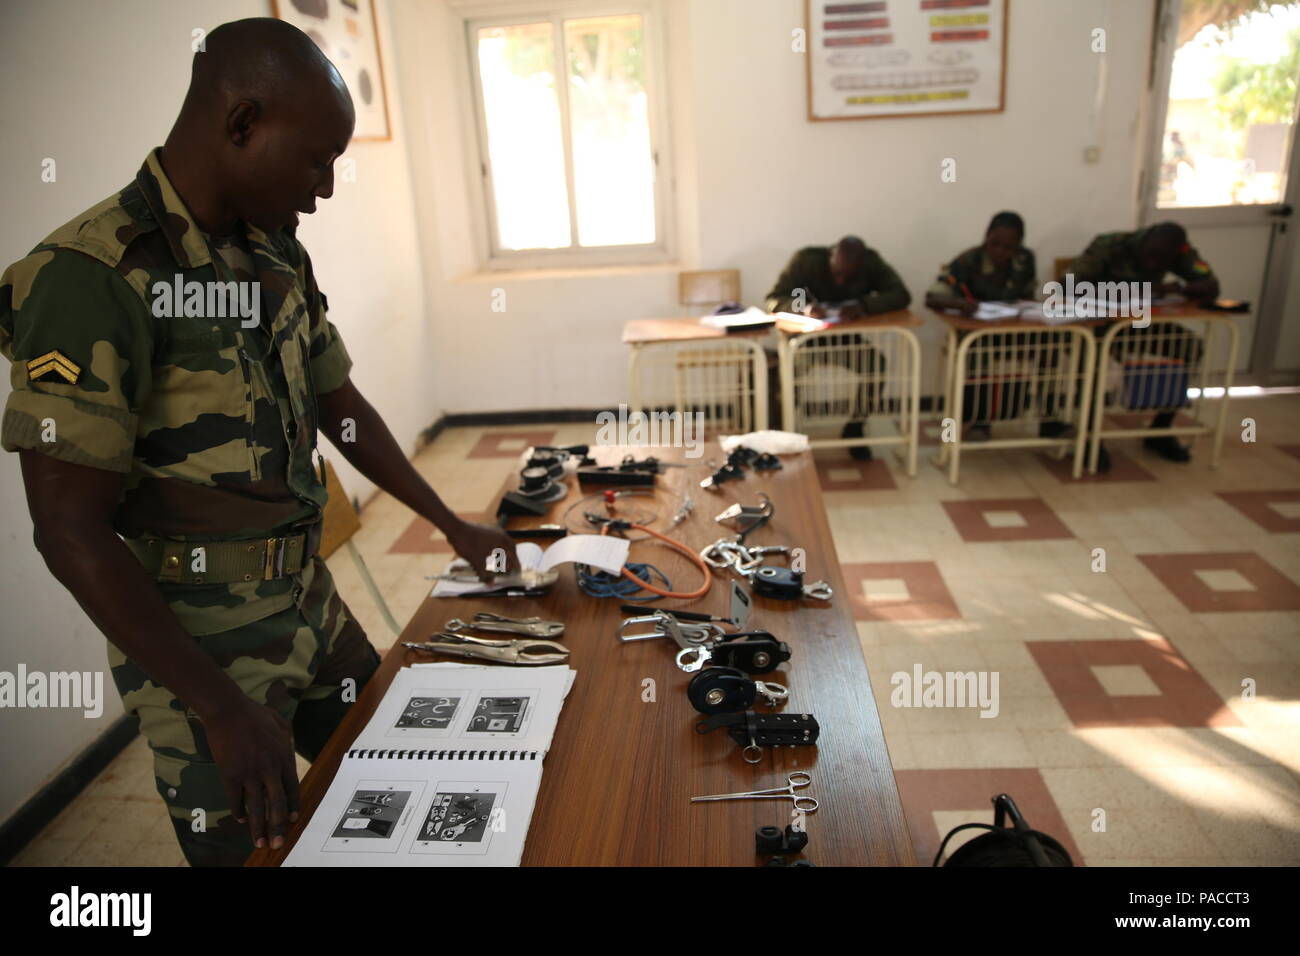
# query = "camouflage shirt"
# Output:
<box><xmin>926</xmin><ymin>245</ymin><xmax>1037</xmax><ymax>301</ymax></box>
<box><xmin>0</xmin><ymin>149</ymin><xmax>352</xmax><ymax>632</ymax></box>
<box><xmin>1065</xmin><ymin>227</ymin><xmax>1216</xmax><ymax>286</ymax></box>
<box><xmin>764</xmin><ymin>245</ymin><xmax>912</xmax><ymax>314</ymax></box>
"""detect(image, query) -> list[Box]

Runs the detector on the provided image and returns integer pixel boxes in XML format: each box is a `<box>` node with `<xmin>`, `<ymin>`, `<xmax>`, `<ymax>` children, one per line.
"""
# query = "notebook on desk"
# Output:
<box><xmin>283</xmin><ymin>662</ymin><xmax>575</xmax><ymax>867</ymax></box>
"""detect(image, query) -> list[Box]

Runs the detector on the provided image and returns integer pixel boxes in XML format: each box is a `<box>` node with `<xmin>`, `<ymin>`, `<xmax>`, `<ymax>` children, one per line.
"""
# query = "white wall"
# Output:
<box><xmin>0</xmin><ymin>0</ymin><xmax>426</xmax><ymax>820</ymax></box>
<box><xmin>393</xmin><ymin>0</ymin><xmax>1156</xmax><ymax>413</ymax></box>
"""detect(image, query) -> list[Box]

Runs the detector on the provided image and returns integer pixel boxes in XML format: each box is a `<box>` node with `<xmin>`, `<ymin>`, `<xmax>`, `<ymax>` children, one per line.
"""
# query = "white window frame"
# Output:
<box><xmin>455</xmin><ymin>0</ymin><xmax>674</xmax><ymax>270</ymax></box>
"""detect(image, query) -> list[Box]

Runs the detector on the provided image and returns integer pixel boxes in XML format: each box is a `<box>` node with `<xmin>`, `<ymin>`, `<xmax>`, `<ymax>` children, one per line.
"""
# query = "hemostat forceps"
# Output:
<box><xmin>690</xmin><ymin>771</ymin><xmax>819</xmax><ymax>812</ymax></box>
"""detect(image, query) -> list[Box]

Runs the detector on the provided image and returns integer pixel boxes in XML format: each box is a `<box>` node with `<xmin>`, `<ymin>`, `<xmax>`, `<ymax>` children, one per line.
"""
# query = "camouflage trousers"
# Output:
<box><xmin>106</xmin><ymin>554</ymin><xmax>381</xmax><ymax>867</ymax></box>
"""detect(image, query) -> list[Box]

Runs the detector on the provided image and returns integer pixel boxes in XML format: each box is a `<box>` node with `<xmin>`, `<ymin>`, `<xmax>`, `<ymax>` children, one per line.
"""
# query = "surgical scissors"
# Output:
<box><xmin>690</xmin><ymin>771</ymin><xmax>818</xmax><ymax>812</ymax></box>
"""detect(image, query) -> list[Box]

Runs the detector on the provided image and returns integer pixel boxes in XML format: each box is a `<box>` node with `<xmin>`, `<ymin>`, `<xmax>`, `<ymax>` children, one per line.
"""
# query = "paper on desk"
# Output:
<box><xmin>699</xmin><ymin>306</ymin><xmax>776</xmax><ymax>330</ymax></box>
<box><xmin>972</xmin><ymin>301</ymin><xmax>1022</xmax><ymax>321</ymax></box>
<box><xmin>351</xmin><ymin>663</ymin><xmax>572</xmax><ymax>753</ymax></box>
<box><xmin>771</xmin><ymin>311</ymin><xmax>830</xmax><ymax>333</ymax></box>
<box><xmin>430</xmin><ymin>535</ymin><xmax>629</xmax><ymax>597</ymax></box>
<box><xmin>719</xmin><ymin>430</ymin><xmax>810</xmax><ymax>455</ymax></box>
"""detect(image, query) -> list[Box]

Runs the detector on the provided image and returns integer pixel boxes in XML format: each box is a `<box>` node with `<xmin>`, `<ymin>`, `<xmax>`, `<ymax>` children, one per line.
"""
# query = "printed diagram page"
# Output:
<box><xmin>282</xmin><ymin>756</ymin><xmax>544</xmax><ymax>867</ymax></box>
<box><xmin>350</xmin><ymin>663</ymin><xmax>571</xmax><ymax>754</ymax></box>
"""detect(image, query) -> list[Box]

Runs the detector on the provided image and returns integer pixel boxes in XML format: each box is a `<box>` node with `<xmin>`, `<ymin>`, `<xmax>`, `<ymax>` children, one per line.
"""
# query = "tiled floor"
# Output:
<box><xmin>11</xmin><ymin>399</ymin><xmax>1300</xmax><ymax>866</ymax></box>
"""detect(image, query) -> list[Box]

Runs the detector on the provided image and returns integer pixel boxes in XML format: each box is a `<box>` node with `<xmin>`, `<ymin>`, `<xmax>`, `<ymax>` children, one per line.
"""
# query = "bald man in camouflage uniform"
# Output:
<box><xmin>1</xmin><ymin>19</ymin><xmax>514</xmax><ymax>865</ymax></box>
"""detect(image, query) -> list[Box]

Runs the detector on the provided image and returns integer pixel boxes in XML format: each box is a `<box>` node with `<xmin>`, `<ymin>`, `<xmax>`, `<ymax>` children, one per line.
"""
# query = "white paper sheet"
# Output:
<box><xmin>284</xmin><ymin>663</ymin><xmax>574</xmax><ymax>868</ymax></box>
<box><xmin>283</xmin><ymin>754</ymin><xmax>544</xmax><ymax>867</ymax></box>
<box><xmin>350</xmin><ymin>664</ymin><xmax>571</xmax><ymax>753</ymax></box>
<box><xmin>430</xmin><ymin>536</ymin><xmax>629</xmax><ymax>597</ymax></box>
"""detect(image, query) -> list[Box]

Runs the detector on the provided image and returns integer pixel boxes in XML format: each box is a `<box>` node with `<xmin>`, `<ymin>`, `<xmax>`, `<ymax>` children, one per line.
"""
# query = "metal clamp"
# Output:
<box><xmin>754</xmin><ymin>680</ymin><xmax>789</xmax><ymax>707</ymax></box>
<box><xmin>618</xmin><ymin>611</ymin><xmax>721</xmax><ymax>646</ymax></box>
<box><xmin>802</xmin><ymin>580</ymin><xmax>834</xmax><ymax>601</ymax></box>
<box><xmin>403</xmin><ymin>633</ymin><xmax>569</xmax><ymax>666</ymax></box>
<box><xmin>445</xmin><ymin>612</ymin><xmax>565</xmax><ymax>639</ymax></box>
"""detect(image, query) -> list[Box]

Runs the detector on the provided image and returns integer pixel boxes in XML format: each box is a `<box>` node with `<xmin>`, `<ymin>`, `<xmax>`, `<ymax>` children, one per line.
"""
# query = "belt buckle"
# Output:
<box><xmin>263</xmin><ymin>537</ymin><xmax>288</xmax><ymax>580</ymax></box>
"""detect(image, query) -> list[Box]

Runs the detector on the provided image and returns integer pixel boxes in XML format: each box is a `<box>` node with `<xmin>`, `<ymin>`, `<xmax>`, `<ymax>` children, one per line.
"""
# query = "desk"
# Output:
<box><xmin>774</xmin><ymin>310</ymin><xmax>923</xmax><ymax>476</ymax></box>
<box><xmin>1087</xmin><ymin>306</ymin><xmax>1240</xmax><ymax>473</ymax></box>
<box><xmin>623</xmin><ymin>318</ymin><xmax>772</xmax><ymax>435</ymax></box>
<box><xmin>248</xmin><ymin>444</ymin><xmax>915</xmax><ymax>867</ymax></box>
<box><xmin>930</xmin><ymin>310</ymin><xmax>1101</xmax><ymax>484</ymax></box>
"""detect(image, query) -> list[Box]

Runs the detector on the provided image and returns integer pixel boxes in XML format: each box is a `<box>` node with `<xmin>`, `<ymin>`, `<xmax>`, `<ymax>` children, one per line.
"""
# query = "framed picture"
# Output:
<box><xmin>272</xmin><ymin>0</ymin><xmax>392</xmax><ymax>141</ymax></box>
<box><xmin>806</xmin><ymin>0</ymin><xmax>1009</xmax><ymax>122</ymax></box>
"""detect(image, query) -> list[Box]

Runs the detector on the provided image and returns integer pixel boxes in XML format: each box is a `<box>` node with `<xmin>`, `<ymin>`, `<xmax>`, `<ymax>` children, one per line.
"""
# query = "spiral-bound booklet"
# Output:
<box><xmin>284</xmin><ymin>663</ymin><xmax>574</xmax><ymax>867</ymax></box>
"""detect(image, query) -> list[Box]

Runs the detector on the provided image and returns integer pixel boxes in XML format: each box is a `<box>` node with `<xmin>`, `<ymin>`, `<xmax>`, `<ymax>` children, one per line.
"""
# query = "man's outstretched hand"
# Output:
<box><xmin>446</xmin><ymin>519</ymin><xmax>518</xmax><ymax>582</ymax></box>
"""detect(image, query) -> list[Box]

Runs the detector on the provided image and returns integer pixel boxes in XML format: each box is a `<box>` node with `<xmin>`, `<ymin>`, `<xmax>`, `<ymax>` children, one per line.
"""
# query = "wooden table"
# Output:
<box><xmin>248</xmin><ymin>443</ymin><xmax>915</xmax><ymax>866</ymax></box>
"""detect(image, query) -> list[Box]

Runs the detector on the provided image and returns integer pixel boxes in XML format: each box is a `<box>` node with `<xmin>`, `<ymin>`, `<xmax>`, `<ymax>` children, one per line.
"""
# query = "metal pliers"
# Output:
<box><xmin>444</xmin><ymin>612</ymin><xmax>565</xmax><ymax>639</ymax></box>
<box><xmin>403</xmin><ymin>633</ymin><xmax>570</xmax><ymax>666</ymax></box>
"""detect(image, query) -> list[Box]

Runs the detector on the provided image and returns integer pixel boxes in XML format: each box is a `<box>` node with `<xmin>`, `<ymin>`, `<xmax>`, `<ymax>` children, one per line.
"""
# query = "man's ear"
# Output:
<box><xmin>227</xmin><ymin>100</ymin><xmax>260</xmax><ymax>147</ymax></box>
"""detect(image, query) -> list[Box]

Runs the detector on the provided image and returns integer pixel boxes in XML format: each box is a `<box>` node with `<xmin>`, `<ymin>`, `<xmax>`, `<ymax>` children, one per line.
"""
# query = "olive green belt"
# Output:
<box><xmin>124</xmin><ymin>526</ymin><xmax>319</xmax><ymax>585</ymax></box>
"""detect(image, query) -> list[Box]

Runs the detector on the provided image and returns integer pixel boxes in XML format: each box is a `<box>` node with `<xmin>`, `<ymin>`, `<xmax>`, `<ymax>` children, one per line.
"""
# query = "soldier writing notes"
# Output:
<box><xmin>0</xmin><ymin>18</ymin><xmax>515</xmax><ymax>866</ymax></box>
<box><xmin>1065</xmin><ymin>221</ymin><xmax>1220</xmax><ymax>468</ymax></box>
<box><xmin>764</xmin><ymin>236</ymin><xmax>912</xmax><ymax>461</ymax></box>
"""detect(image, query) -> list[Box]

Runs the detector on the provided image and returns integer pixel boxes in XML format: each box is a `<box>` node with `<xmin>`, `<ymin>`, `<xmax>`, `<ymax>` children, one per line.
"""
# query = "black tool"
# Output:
<box><xmin>577</xmin><ymin>465</ymin><xmax>657</xmax><ymax>487</ymax></box>
<box><xmin>505</xmin><ymin>525</ymin><xmax>568</xmax><ymax>540</ymax></box>
<box><xmin>517</xmin><ymin>465</ymin><xmax>566</xmax><ymax>503</ymax></box>
<box><xmin>687</xmin><ymin>667</ymin><xmax>787</xmax><ymax>714</ymax></box>
<box><xmin>525</xmin><ymin>454</ymin><xmax>566</xmax><ymax>479</ymax></box>
<box><xmin>756</xmin><ymin>824</ymin><xmax>809</xmax><ymax>854</ymax></box>
<box><xmin>497</xmin><ymin>491</ymin><xmax>549</xmax><ymax>518</ymax></box>
<box><xmin>753</xmin><ymin>453</ymin><xmax>782</xmax><ymax>471</ymax></box>
<box><xmin>533</xmin><ymin>444</ymin><xmax>590</xmax><ymax>457</ymax></box>
<box><xmin>752</xmin><ymin>566</ymin><xmax>805</xmax><ymax>600</ymax></box>
<box><xmin>695</xmin><ymin>710</ymin><xmax>820</xmax><ymax>763</ymax></box>
<box><xmin>699</xmin><ymin>462</ymin><xmax>744</xmax><ymax>490</ymax></box>
<box><xmin>618</xmin><ymin>605</ymin><xmax>728</xmax><ymax>623</ymax></box>
<box><xmin>707</xmin><ymin>631</ymin><xmax>790</xmax><ymax>674</ymax></box>
<box><xmin>728</xmin><ymin>446</ymin><xmax>759</xmax><ymax>468</ymax></box>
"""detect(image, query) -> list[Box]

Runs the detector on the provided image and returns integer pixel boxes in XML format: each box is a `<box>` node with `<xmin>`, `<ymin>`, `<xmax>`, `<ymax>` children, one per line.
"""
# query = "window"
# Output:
<box><xmin>1153</xmin><ymin>1</ymin><xmax>1300</xmax><ymax>209</ymax></box>
<box><xmin>467</xmin><ymin>3</ymin><xmax>670</xmax><ymax>266</ymax></box>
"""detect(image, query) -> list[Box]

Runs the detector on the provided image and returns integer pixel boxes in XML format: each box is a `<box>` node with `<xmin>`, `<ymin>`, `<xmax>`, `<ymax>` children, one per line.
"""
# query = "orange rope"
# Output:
<box><xmin>600</xmin><ymin>522</ymin><xmax>712</xmax><ymax>601</ymax></box>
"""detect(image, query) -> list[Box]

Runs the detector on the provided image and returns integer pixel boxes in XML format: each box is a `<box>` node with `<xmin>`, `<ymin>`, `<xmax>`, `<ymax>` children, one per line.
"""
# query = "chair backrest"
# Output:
<box><xmin>1053</xmin><ymin>256</ymin><xmax>1075</xmax><ymax>282</ymax></box>
<box><xmin>679</xmin><ymin>269</ymin><xmax>740</xmax><ymax>308</ymax></box>
<box><xmin>319</xmin><ymin>458</ymin><xmax>361</xmax><ymax>561</ymax></box>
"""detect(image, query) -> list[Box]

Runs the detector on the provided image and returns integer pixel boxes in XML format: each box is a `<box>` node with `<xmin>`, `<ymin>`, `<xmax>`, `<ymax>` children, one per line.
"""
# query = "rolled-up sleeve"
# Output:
<box><xmin>1</xmin><ymin>250</ymin><xmax>153</xmax><ymax>473</ymax></box>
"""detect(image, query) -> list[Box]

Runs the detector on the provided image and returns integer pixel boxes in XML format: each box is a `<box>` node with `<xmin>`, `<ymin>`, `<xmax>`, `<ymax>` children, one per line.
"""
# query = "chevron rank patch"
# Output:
<box><xmin>26</xmin><ymin>349</ymin><xmax>82</xmax><ymax>385</ymax></box>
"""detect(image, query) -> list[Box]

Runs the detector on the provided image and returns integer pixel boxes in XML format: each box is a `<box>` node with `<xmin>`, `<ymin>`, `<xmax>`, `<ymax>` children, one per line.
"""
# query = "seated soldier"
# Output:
<box><xmin>925</xmin><ymin>210</ymin><xmax>1036</xmax><ymax>315</ymax></box>
<box><xmin>925</xmin><ymin>211</ymin><xmax>1039</xmax><ymax>441</ymax></box>
<box><xmin>1066</xmin><ymin>221</ymin><xmax>1220</xmax><ymax>466</ymax></box>
<box><xmin>765</xmin><ymin>236</ymin><xmax>911</xmax><ymax>460</ymax></box>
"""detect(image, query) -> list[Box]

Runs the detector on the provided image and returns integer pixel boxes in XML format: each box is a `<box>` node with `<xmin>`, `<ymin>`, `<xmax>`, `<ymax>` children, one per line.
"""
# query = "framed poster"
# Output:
<box><xmin>806</xmin><ymin>0</ymin><xmax>1008</xmax><ymax>121</ymax></box>
<box><xmin>273</xmin><ymin>0</ymin><xmax>392</xmax><ymax>141</ymax></box>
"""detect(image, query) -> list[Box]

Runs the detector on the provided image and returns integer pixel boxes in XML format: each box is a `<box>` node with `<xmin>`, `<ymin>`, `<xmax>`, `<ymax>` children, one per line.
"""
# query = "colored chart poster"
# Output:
<box><xmin>273</xmin><ymin>0</ymin><xmax>391</xmax><ymax>140</ymax></box>
<box><xmin>807</xmin><ymin>0</ymin><xmax>1008</xmax><ymax>120</ymax></box>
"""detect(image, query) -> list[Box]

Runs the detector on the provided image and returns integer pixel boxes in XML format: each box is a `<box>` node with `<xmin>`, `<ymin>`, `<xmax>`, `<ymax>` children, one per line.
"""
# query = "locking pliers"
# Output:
<box><xmin>404</xmin><ymin>633</ymin><xmax>570</xmax><ymax>666</ymax></box>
